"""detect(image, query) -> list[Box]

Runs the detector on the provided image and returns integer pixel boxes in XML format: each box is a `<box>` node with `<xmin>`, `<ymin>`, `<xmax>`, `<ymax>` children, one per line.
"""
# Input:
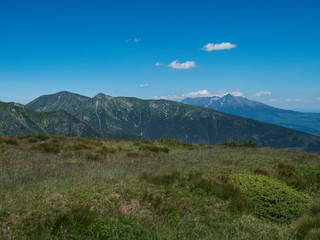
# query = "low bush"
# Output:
<box><xmin>35</xmin><ymin>135</ymin><xmax>50</xmax><ymax>141</ymax></box>
<box><xmin>139</xmin><ymin>145</ymin><xmax>169</xmax><ymax>153</ymax></box>
<box><xmin>33</xmin><ymin>143</ymin><xmax>61</xmax><ymax>153</ymax></box>
<box><xmin>222</xmin><ymin>140</ymin><xmax>258</xmax><ymax>148</ymax></box>
<box><xmin>158</xmin><ymin>137</ymin><xmax>193</xmax><ymax>148</ymax></box>
<box><xmin>0</xmin><ymin>136</ymin><xmax>19</xmax><ymax>145</ymax></box>
<box><xmin>254</xmin><ymin>168</ymin><xmax>271</xmax><ymax>177</ymax></box>
<box><xmin>65</xmin><ymin>143</ymin><xmax>92</xmax><ymax>151</ymax></box>
<box><xmin>229</xmin><ymin>174</ymin><xmax>312</xmax><ymax>222</ymax></box>
<box><xmin>96</xmin><ymin>146</ymin><xmax>117</xmax><ymax>155</ymax></box>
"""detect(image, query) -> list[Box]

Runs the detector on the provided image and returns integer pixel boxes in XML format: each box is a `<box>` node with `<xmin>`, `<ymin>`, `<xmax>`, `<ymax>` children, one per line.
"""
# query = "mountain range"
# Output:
<box><xmin>182</xmin><ymin>94</ymin><xmax>320</xmax><ymax>136</ymax></box>
<box><xmin>16</xmin><ymin>91</ymin><xmax>320</xmax><ymax>152</ymax></box>
<box><xmin>0</xmin><ymin>101</ymin><xmax>143</xmax><ymax>140</ymax></box>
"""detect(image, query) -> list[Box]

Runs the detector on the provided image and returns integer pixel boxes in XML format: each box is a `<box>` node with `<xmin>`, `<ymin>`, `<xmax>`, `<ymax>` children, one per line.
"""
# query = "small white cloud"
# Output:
<box><xmin>126</xmin><ymin>38</ymin><xmax>141</xmax><ymax>43</ymax></box>
<box><xmin>155</xmin><ymin>62</ymin><xmax>162</xmax><ymax>66</ymax></box>
<box><xmin>183</xmin><ymin>90</ymin><xmax>213</xmax><ymax>98</ymax></box>
<box><xmin>253</xmin><ymin>91</ymin><xmax>272</xmax><ymax>97</ymax></box>
<box><xmin>286</xmin><ymin>99</ymin><xmax>303</xmax><ymax>102</ymax></box>
<box><xmin>201</xmin><ymin>42</ymin><xmax>237</xmax><ymax>52</ymax></box>
<box><xmin>269</xmin><ymin>99</ymin><xmax>278</xmax><ymax>102</ymax></box>
<box><xmin>153</xmin><ymin>95</ymin><xmax>182</xmax><ymax>100</ymax></box>
<box><xmin>153</xmin><ymin>89</ymin><xmax>245</xmax><ymax>101</ymax></box>
<box><xmin>168</xmin><ymin>60</ymin><xmax>196</xmax><ymax>70</ymax></box>
<box><xmin>140</xmin><ymin>84</ymin><xmax>149</xmax><ymax>88</ymax></box>
<box><xmin>230</xmin><ymin>90</ymin><xmax>244</xmax><ymax>97</ymax></box>
<box><xmin>317</xmin><ymin>97</ymin><xmax>320</xmax><ymax>101</ymax></box>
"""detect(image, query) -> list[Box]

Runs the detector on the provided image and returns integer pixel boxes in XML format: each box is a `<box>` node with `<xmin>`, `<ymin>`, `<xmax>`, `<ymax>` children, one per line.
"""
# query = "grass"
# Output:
<box><xmin>0</xmin><ymin>136</ymin><xmax>320</xmax><ymax>239</ymax></box>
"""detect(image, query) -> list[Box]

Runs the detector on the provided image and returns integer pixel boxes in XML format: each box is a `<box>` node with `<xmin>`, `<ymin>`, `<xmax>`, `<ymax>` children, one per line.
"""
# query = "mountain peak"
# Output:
<box><xmin>94</xmin><ymin>93</ymin><xmax>113</xmax><ymax>100</ymax></box>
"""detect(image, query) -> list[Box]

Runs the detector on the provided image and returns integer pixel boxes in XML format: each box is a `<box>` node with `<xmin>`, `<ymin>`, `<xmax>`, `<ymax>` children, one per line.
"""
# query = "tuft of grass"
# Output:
<box><xmin>295</xmin><ymin>216</ymin><xmax>320</xmax><ymax>239</ymax></box>
<box><xmin>126</xmin><ymin>151</ymin><xmax>140</xmax><ymax>157</ymax></box>
<box><xmin>277</xmin><ymin>162</ymin><xmax>308</xmax><ymax>191</ymax></box>
<box><xmin>140</xmin><ymin>169</ymin><xmax>180</xmax><ymax>187</ymax></box>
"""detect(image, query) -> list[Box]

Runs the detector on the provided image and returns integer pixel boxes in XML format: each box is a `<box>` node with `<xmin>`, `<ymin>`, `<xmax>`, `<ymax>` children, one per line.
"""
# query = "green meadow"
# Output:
<box><xmin>1</xmin><ymin>136</ymin><xmax>320</xmax><ymax>239</ymax></box>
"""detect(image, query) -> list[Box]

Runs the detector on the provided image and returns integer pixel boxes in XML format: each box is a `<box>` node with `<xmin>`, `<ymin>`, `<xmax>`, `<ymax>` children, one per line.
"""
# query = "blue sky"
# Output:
<box><xmin>1</xmin><ymin>0</ymin><xmax>320</xmax><ymax>111</ymax></box>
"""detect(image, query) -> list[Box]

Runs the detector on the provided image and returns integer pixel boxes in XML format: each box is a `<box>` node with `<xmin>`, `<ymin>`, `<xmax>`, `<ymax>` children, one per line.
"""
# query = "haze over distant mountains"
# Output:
<box><xmin>14</xmin><ymin>91</ymin><xmax>319</xmax><ymax>152</ymax></box>
<box><xmin>182</xmin><ymin>94</ymin><xmax>320</xmax><ymax>136</ymax></box>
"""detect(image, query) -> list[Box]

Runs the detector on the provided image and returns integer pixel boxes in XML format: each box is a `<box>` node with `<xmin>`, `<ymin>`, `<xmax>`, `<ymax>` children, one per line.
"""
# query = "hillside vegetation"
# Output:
<box><xmin>1</xmin><ymin>136</ymin><xmax>320</xmax><ymax>239</ymax></box>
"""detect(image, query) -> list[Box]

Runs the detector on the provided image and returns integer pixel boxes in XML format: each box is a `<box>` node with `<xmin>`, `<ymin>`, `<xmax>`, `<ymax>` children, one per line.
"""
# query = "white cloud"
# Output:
<box><xmin>153</xmin><ymin>95</ymin><xmax>182</xmax><ymax>100</ymax></box>
<box><xmin>286</xmin><ymin>99</ymin><xmax>303</xmax><ymax>102</ymax></box>
<box><xmin>126</xmin><ymin>38</ymin><xmax>140</xmax><ymax>43</ymax></box>
<box><xmin>201</xmin><ymin>42</ymin><xmax>237</xmax><ymax>52</ymax></box>
<box><xmin>155</xmin><ymin>62</ymin><xmax>162</xmax><ymax>66</ymax></box>
<box><xmin>153</xmin><ymin>89</ymin><xmax>245</xmax><ymax>101</ymax></box>
<box><xmin>168</xmin><ymin>60</ymin><xmax>196</xmax><ymax>70</ymax></box>
<box><xmin>140</xmin><ymin>84</ymin><xmax>149</xmax><ymax>88</ymax></box>
<box><xmin>253</xmin><ymin>91</ymin><xmax>272</xmax><ymax>97</ymax></box>
<box><xmin>230</xmin><ymin>90</ymin><xmax>244</xmax><ymax>97</ymax></box>
<box><xmin>183</xmin><ymin>90</ymin><xmax>213</xmax><ymax>98</ymax></box>
<box><xmin>317</xmin><ymin>97</ymin><xmax>320</xmax><ymax>101</ymax></box>
<box><xmin>269</xmin><ymin>99</ymin><xmax>278</xmax><ymax>102</ymax></box>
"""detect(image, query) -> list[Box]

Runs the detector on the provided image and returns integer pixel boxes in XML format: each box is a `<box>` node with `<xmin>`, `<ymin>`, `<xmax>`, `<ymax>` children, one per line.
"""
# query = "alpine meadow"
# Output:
<box><xmin>1</xmin><ymin>0</ymin><xmax>320</xmax><ymax>239</ymax></box>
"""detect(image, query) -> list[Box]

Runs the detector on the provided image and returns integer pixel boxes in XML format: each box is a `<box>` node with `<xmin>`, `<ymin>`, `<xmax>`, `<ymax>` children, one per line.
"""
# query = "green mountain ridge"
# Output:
<box><xmin>181</xmin><ymin>94</ymin><xmax>320</xmax><ymax>136</ymax></box>
<box><xmin>25</xmin><ymin>91</ymin><xmax>320</xmax><ymax>152</ymax></box>
<box><xmin>0</xmin><ymin>101</ymin><xmax>102</xmax><ymax>137</ymax></box>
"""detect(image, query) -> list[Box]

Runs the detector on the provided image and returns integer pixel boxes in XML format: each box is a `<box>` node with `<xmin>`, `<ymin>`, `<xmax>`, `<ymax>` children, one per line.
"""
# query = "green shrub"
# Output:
<box><xmin>254</xmin><ymin>168</ymin><xmax>271</xmax><ymax>177</ymax></box>
<box><xmin>222</xmin><ymin>140</ymin><xmax>258</xmax><ymax>148</ymax></box>
<box><xmin>0</xmin><ymin>136</ymin><xmax>19</xmax><ymax>145</ymax></box>
<box><xmin>96</xmin><ymin>146</ymin><xmax>117</xmax><ymax>155</ymax></box>
<box><xmin>229</xmin><ymin>174</ymin><xmax>312</xmax><ymax>222</ymax></box>
<box><xmin>33</xmin><ymin>143</ymin><xmax>61</xmax><ymax>153</ymax></box>
<box><xmin>139</xmin><ymin>145</ymin><xmax>169</xmax><ymax>153</ymax></box>
<box><xmin>65</xmin><ymin>143</ymin><xmax>92</xmax><ymax>151</ymax></box>
<box><xmin>35</xmin><ymin>135</ymin><xmax>50</xmax><ymax>141</ymax></box>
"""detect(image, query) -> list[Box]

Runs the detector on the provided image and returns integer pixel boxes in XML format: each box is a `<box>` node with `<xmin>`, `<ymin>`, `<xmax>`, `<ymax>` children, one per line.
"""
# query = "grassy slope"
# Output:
<box><xmin>1</xmin><ymin>136</ymin><xmax>320</xmax><ymax>239</ymax></box>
